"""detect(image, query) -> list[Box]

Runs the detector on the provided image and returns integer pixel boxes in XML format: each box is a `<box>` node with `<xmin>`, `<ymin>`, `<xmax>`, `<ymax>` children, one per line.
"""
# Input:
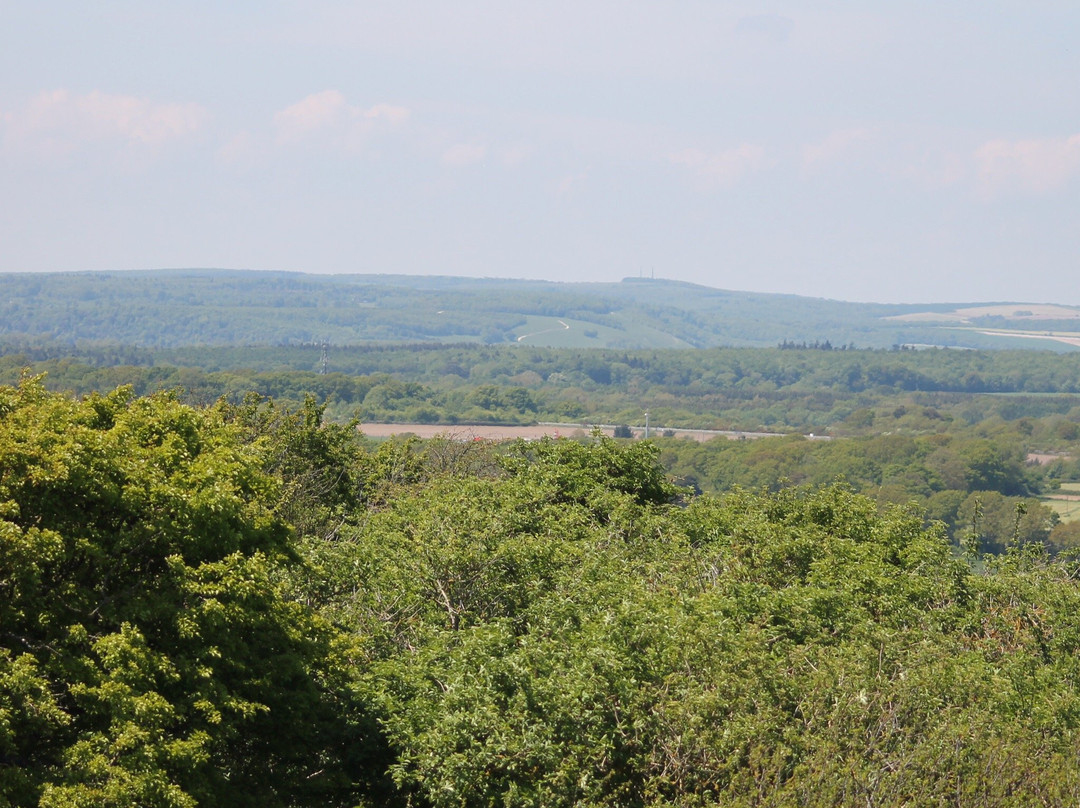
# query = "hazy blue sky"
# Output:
<box><xmin>2</xmin><ymin>2</ymin><xmax>1078</xmax><ymax>303</ymax></box>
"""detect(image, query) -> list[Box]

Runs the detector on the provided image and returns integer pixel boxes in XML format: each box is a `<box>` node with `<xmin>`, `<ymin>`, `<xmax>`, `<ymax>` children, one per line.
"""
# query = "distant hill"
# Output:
<box><xmin>1</xmin><ymin>269</ymin><xmax>1077</xmax><ymax>351</ymax></box>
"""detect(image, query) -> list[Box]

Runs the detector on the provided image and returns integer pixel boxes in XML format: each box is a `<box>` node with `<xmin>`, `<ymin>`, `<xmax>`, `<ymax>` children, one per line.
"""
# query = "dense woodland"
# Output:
<box><xmin>6</xmin><ymin>342</ymin><xmax>1080</xmax><ymax>429</ymax></box>
<box><xmin>4</xmin><ymin>343</ymin><xmax>1080</xmax><ymax>556</ymax></box>
<box><xmin>6</xmin><ymin>320</ymin><xmax>1080</xmax><ymax>804</ymax></box>
<box><xmin>7</xmin><ymin>380</ymin><xmax>1080</xmax><ymax>806</ymax></box>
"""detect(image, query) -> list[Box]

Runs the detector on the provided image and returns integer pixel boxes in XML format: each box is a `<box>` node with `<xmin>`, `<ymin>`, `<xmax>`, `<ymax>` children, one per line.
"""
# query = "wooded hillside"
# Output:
<box><xmin>3</xmin><ymin>269</ymin><xmax>1076</xmax><ymax>350</ymax></box>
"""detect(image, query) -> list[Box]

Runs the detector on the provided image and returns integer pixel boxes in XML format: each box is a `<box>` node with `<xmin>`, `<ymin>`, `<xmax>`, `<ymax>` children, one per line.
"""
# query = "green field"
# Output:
<box><xmin>511</xmin><ymin>314</ymin><xmax>693</xmax><ymax>349</ymax></box>
<box><xmin>1041</xmin><ymin>482</ymin><xmax>1080</xmax><ymax>523</ymax></box>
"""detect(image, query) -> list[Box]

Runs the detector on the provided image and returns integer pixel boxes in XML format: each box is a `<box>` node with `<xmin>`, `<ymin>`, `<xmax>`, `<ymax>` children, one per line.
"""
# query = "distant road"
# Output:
<box><xmin>359</xmin><ymin>422</ymin><xmax>823</xmax><ymax>442</ymax></box>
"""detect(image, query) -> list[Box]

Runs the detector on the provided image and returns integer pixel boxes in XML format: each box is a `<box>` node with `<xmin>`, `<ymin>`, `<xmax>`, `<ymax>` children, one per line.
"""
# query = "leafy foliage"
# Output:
<box><xmin>8</xmin><ymin>381</ymin><xmax>1080</xmax><ymax>806</ymax></box>
<box><xmin>326</xmin><ymin>451</ymin><xmax>1080</xmax><ymax>806</ymax></box>
<box><xmin>0</xmin><ymin>381</ymin><xmax>369</xmax><ymax>807</ymax></box>
<box><xmin>657</xmin><ymin>429</ymin><xmax>1065</xmax><ymax>550</ymax></box>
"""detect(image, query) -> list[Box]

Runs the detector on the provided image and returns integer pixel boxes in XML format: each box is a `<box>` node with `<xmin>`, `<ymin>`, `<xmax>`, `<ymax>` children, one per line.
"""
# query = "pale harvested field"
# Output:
<box><xmin>956</xmin><ymin>304</ymin><xmax>1080</xmax><ymax>320</ymax></box>
<box><xmin>358</xmin><ymin>423</ymin><xmax>792</xmax><ymax>442</ymax></box>
<box><xmin>359</xmin><ymin>423</ymin><xmax>604</xmax><ymax>441</ymax></box>
<box><xmin>974</xmin><ymin>330</ymin><xmax>1080</xmax><ymax>347</ymax></box>
<box><xmin>1028</xmin><ymin>452</ymin><xmax>1075</xmax><ymax>465</ymax></box>
<box><xmin>887</xmin><ymin>304</ymin><xmax>1080</xmax><ymax>324</ymax></box>
<box><xmin>885</xmin><ymin>311</ymin><xmax>970</xmax><ymax>323</ymax></box>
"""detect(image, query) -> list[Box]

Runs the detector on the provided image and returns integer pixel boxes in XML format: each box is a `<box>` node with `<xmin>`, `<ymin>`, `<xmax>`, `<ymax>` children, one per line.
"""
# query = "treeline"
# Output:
<box><xmin>778</xmin><ymin>339</ymin><xmax>857</xmax><ymax>350</ymax></box>
<box><xmin>29</xmin><ymin>340</ymin><xmax>1080</xmax><ymax>397</ymax></box>
<box><xmin>657</xmin><ymin>430</ymin><xmax>1080</xmax><ymax>554</ymax></box>
<box><xmin>9</xmin><ymin>383</ymin><xmax>1080</xmax><ymax>805</ymax></box>
<box><xmin>0</xmin><ymin>358</ymin><xmax>546</xmax><ymax>426</ymax></box>
<box><xmin>6</xmin><ymin>345</ymin><xmax>1080</xmax><ymax>435</ymax></box>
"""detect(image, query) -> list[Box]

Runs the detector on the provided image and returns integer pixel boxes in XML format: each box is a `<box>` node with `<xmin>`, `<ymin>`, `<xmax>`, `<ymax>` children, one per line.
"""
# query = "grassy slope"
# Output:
<box><xmin>1042</xmin><ymin>481</ymin><xmax>1080</xmax><ymax>523</ymax></box>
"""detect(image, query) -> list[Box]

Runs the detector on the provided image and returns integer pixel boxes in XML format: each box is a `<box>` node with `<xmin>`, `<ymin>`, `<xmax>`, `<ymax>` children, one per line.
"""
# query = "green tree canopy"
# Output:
<box><xmin>0</xmin><ymin>380</ymin><xmax>369</xmax><ymax>807</ymax></box>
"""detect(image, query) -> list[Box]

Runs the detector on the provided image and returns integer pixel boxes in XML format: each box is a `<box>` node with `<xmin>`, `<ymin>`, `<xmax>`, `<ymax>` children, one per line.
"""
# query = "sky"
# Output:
<box><xmin>1</xmin><ymin>2</ymin><xmax>1078</xmax><ymax>304</ymax></box>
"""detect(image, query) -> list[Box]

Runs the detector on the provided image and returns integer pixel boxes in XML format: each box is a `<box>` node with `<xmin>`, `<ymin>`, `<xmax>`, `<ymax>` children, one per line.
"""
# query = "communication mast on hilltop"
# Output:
<box><xmin>319</xmin><ymin>342</ymin><xmax>328</xmax><ymax>375</ymax></box>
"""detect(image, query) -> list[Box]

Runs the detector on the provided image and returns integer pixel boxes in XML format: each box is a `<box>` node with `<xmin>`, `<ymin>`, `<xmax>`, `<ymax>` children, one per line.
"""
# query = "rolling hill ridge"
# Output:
<box><xmin>2</xmin><ymin>269</ymin><xmax>1077</xmax><ymax>352</ymax></box>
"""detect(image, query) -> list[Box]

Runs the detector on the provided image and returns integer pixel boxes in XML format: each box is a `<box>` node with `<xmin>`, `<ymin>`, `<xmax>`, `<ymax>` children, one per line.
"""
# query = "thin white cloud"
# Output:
<box><xmin>975</xmin><ymin>134</ymin><xmax>1080</xmax><ymax>196</ymax></box>
<box><xmin>801</xmin><ymin>127</ymin><xmax>873</xmax><ymax>172</ymax></box>
<box><xmin>216</xmin><ymin>130</ymin><xmax>262</xmax><ymax>168</ymax></box>
<box><xmin>1</xmin><ymin>89</ymin><xmax>207</xmax><ymax>156</ymax></box>
<box><xmin>274</xmin><ymin>90</ymin><xmax>347</xmax><ymax>142</ymax></box>
<box><xmin>365</xmin><ymin>103</ymin><xmax>411</xmax><ymax>126</ymax></box>
<box><xmin>498</xmin><ymin>142</ymin><xmax>534</xmax><ymax>167</ymax></box>
<box><xmin>669</xmin><ymin>144</ymin><xmax>766</xmax><ymax>187</ymax></box>
<box><xmin>442</xmin><ymin>142</ymin><xmax>487</xmax><ymax>166</ymax></box>
<box><xmin>273</xmin><ymin>91</ymin><xmax>409</xmax><ymax>147</ymax></box>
